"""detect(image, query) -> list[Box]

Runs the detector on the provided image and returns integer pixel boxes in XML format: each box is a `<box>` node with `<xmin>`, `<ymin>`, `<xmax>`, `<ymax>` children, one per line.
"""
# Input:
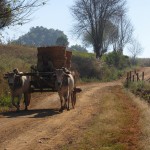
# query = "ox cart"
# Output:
<box><xmin>27</xmin><ymin>46</ymin><xmax>73</xmax><ymax>93</ymax></box>
<box><xmin>4</xmin><ymin>46</ymin><xmax>81</xmax><ymax>111</ymax></box>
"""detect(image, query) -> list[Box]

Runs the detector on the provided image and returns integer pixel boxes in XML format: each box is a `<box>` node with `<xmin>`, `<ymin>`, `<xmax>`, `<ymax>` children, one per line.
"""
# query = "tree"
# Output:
<box><xmin>83</xmin><ymin>20</ymin><xmax>118</xmax><ymax>51</ymax></box>
<box><xmin>0</xmin><ymin>0</ymin><xmax>47</xmax><ymax>30</ymax></box>
<box><xmin>56</xmin><ymin>36</ymin><xmax>69</xmax><ymax>47</ymax></box>
<box><xmin>70</xmin><ymin>44</ymin><xmax>88</xmax><ymax>52</ymax></box>
<box><xmin>71</xmin><ymin>0</ymin><xmax>126</xmax><ymax>58</ymax></box>
<box><xmin>0</xmin><ymin>0</ymin><xmax>12</xmax><ymax>29</ymax></box>
<box><xmin>128</xmin><ymin>39</ymin><xmax>143</xmax><ymax>65</ymax></box>
<box><xmin>113</xmin><ymin>15</ymin><xmax>133</xmax><ymax>53</ymax></box>
<box><xmin>104</xmin><ymin>51</ymin><xmax>130</xmax><ymax>69</ymax></box>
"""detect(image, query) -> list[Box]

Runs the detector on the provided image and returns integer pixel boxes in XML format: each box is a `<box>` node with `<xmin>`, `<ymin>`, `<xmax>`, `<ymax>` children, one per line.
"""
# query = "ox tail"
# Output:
<box><xmin>74</xmin><ymin>87</ymin><xmax>82</xmax><ymax>93</ymax></box>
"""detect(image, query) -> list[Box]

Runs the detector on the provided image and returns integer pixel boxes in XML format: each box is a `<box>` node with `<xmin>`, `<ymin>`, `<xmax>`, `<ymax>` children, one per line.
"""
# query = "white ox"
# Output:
<box><xmin>4</xmin><ymin>69</ymin><xmax>31</xmax><ymax>111</ymax></box>
<box><xmin>55</xmin><ymin>69</ymin><xmax>74</xmax><ymax>112</ymax></box>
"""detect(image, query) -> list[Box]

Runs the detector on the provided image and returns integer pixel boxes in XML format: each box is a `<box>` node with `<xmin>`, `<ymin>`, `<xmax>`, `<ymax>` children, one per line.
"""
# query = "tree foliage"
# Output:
<box><xmin>113</xmin><ymin>15</ymin><xmax>133</xmax><ymax>53</ymax></box>
<box><xmin>0</xmin><ymin>0</ymin><xmax>12</xmax><ymax>29</ymax></box>
<box><xmin>13</xmin><ymin>26</ymin><xmax>69</xmax><ymax>47</ymax></box>
<box><xmin>103</xmin><ymin>51</ymin><xmax>130</xmax><ymax>69</ymax></box>
<box><xmin>56</xmin><ymin>36</ymin><xmax>69</xmax><ymax>47</ymax></box>
<box><xmin>71</xmin><ymin>0</ymin><xmax>127</xmax><ymax>58</ymax></box>
<box><xmin>70</xmin><ymin>44</ymin><xmax>88</xmax><ymax>52</ymax></box>
<box><xmin>128</xmin><ymin>39</ymin><xmax>143</xmax><ymax>65</ymax></box>
<box><xmin>0</xmin><ymin>0</ymin><xmax>47</xmax><ymax>30</ymax></box>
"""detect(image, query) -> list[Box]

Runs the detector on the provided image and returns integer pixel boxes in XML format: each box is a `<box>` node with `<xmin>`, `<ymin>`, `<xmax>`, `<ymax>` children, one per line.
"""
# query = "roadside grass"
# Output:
<box><xmin>123</xmin><ymin>67</ymin><xmax>150</xmax><ymax>149</ymax></box>
<box><xmin>0</xmin><ymin>44</ymin><xmax>37</xmax><ymax>110</ymax></box>
<box><xmin>62</xmin><ymin>86</ymin><xmax>140</xmax><ymax>150</ymax></box>
<box><xmin>127</xmin><ymin>91</ymin><xmax>150</xmax><ymax>150</ymax></box>
<box><xmin>80</xmin><ymin>77</ymin><xmax>101</xmax><ymax>83</ymax></box>
<box><xmin>124</xmin><ymin>81</ymin><xmax>150</xmax><ymax>102</ymax></box>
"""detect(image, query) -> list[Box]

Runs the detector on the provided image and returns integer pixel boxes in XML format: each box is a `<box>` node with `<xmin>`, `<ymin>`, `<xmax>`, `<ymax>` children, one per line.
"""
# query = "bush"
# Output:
<box><xmin>0</xmin><ymin>95</ymin><xmax>11</xmax><ymax>107</ymax></box>
<box><xmin>124</xmin><ymin>81</ymin><xmax>150</xmax><ymax>102</ymax></box>
<box><xmin>72</xmin><ymin>51</ymin><xmax>128</xmax><ymax>82</ymax></box>
<box><xmin>103</xmin><ymin>51</ymin><xmax>130</xmax><ymax>70</ymax></box>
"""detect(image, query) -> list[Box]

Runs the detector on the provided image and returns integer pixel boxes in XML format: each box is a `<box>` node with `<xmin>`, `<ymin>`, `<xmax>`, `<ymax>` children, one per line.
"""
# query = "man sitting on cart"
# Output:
<box><xmin>37</xmin><ymin>55</ymin><xmax>54</xmax><ymax>72</ymax></box>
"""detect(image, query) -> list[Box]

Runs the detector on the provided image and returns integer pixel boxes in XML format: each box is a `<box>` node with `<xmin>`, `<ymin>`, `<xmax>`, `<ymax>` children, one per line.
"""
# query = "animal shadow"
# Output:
<box><xmin>0</xmin><ymin>108</ymin><xmax>60</xmax><ymax>118</ymax></box>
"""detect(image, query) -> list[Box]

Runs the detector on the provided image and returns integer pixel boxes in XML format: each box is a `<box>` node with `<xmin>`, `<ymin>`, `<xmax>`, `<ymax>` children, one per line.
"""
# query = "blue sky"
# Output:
<box><xmin>127</xmin><ymin>0</ymin><xmax>150</xmax><ymax>58</ymax></box>
<box><xmin>3</xmin><ymin>0</ymin><xmax>150</xmax><ymax>58</ymax></box>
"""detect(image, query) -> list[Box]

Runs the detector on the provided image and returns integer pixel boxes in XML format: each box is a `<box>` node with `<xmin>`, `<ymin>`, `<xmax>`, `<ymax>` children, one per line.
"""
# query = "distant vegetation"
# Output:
<box><xmin>124</xmin><ymin>80</ymin><xmax>150</xmax><ymax>103</ymax></box>
<box><xmin>73</xmin><ymin>51</ymin><xmax>130</xmax><ymax>82</ymax></box>
<box><xmin>70</xmin><ymin>44</ymin><xmax>88</xmax><ymax>52</ymax></box>
<box><xmin>12</xmin><ymin>26</ymin><xmax>69</xmax><ymax>47</ymax></box>
<box><xmin>11</xmin><ymin>26</ymin><xmax>90</xmax><ymax>53</ymax></box>
<box><xmin>138</xmin><ymin>58</ymin><xmax>150</xmax><ymax>67</ymax></box>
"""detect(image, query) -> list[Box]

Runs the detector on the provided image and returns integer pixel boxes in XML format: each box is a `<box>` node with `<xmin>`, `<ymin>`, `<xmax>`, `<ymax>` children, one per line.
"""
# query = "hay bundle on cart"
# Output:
<box><xmin>37</xmin><ymin>46</ymin><xmax>72</xmax><ymax>71</ymax></box>
<box><xmin>30</xmin><ymin>46</ymin><xmax>72</xmax><ymax>92</ymax></box>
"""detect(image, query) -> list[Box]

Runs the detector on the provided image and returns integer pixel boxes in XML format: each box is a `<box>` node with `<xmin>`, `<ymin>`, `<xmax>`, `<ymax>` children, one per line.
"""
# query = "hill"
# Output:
<box><xmin>12</xmin><ymin>26</ymin><xmax>69</xmax><ymax>47</ymax></box>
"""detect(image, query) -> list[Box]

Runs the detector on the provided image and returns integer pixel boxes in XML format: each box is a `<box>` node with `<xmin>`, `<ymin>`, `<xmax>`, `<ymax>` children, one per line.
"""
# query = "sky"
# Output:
<box><xmin>3</xmin><ymin>0</ymin><xmax>150</xmax><ymax>58</ymax></box>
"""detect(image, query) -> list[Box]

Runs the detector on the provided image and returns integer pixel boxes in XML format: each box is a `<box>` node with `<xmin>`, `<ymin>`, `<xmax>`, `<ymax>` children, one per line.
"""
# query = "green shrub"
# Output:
<box><xmin>125</xmin><ymin>81</ymin><xmax>150</xmax><ymax>92</ymax></box>
<box><xmin>81</xmin><ymin>77</ymin><xmax>101</xmax><ymax>83</ymax></box>
<box><xmin>72</xmin><ymin>51</ymin><xmax>127</xmax><ymax>82</ymax></box>
<box><xmin>103</xmin><ymin>51</ymin><xmax>130</xmax><ymax>70</ymax></box>
<box><xmin>124</xmin><ymin>81</ymin><xmax>150</xmax><ymax>102</ymax></box>
<box><xmin>0</xmin><ymin>95</ymin><xmax>11</xmax><ymax>107</ymax></box>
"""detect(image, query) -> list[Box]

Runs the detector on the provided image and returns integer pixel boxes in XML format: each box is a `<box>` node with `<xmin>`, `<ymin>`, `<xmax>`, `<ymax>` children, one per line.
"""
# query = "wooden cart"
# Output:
<box><xmin>26</xmin><ymin>46</ymin><xmax>73</xmax><ymax>93</ymax></box>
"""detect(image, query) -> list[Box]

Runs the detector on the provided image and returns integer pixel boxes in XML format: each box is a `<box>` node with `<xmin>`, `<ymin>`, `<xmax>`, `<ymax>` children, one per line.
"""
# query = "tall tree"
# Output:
<box><xmin>83</xmin><ymin>20</ymin><xmax>118</xmax><ymax>51</ymax></box>
<box><xmin>113</xmin><ymin>15</ymin><xmax>133</xmax><ymax>53</ymax></box>
<box><xmin>128</xmin><ymin>39</ymin><xmax>143</xmax><ymax>65</ymax></box>
<box><xmin>0</xmin><ymin>0</ymin><xmax>47</xmax><ymax>30</ymax></box>
<box><xmin>71</xmin><ymin>0</ymin><xmax>126</xmax><ymax>58</ymax></box>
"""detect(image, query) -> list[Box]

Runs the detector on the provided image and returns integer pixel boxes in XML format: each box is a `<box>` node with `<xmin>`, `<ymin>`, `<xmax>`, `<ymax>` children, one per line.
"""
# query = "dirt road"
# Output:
<box><xmin>0</xmin><ymin>81</ymin><xmax>122</xmax><ymax>150</ymax></box>
<box><xmin>0</xmin><ymin>67</ymin><xmax>149</xmax><ymax>150</ymax></box>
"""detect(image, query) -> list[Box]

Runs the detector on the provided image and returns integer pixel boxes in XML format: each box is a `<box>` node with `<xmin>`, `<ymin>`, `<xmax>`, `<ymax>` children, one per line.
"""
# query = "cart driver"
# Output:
<box><xmin>37</xmin><ymin>55</ymin><xmax>54</xmax><ymax>72</ymax></box>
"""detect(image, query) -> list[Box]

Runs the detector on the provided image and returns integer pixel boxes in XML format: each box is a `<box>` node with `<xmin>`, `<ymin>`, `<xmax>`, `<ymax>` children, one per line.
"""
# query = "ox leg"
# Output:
<box><xmin>67</xmin><ymin>93</ymin><xmax>71</xmax><ymax>111</ymax></box>
<box><xmin>12</xmin><ymin>97</ymin><xmax>18</xmax><ymax>110</ymax></box>
<box><xmin>71</xmin><ymin>92</ymin><xmax>74</xmax><ymax>109</ymax></box>
<box><xmin>59</xmin><ymin>94</ymin><xmax>64</xmax><ymax>112</ymax></box>
<box><xmin>24</xmin><ymin>94</ymin><xmax>27</xmax><ymax>111</ymax></box>
<box><xmin>72</xmin><ymin>91</ymin><xmax>76</xmax><ymax>109</ymax></box>
<box><xmin>63</xmin><ymin>95</ymin><xmax>67</xmax><ymax>110</ymax></box>
<box><xmin>13</xmin><ymin>95</ymin><xmax>21</xmax><ymax>112</ymax></box>
<box><xmin>17</xmin><ymin>95</ymin><xmax>22</xmax><ymax>111</ymax></box>
<box><xmin>28</xmin><ymin>93</ymin><xmax>31</xmax><ymax>106</ymax></box>
<box><xmin>24</xmin><ymin>93</ymin><xmax>30</xmax><ymax>111</ymax></box>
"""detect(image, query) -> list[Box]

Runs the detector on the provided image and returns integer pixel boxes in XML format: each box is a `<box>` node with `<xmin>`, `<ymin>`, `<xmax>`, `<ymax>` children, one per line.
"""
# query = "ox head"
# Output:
<box><xmin>4</xmin><ymin>72</ymin><xmax>16</xmax><ymax>89</ymax></box>
<box><xmin>3</xmin><ymin>68</ymin><xmax>21</xmax><ymax>89</ymax></box>
<box><xmin>55</xmin><ymin>69</ymin><xmax>64</xmax><ymax>88</ymax></box>
<box><xmin>54</xmin><ymin>69</ymin><xmax>69</xmax><ymax>89</ymax></box>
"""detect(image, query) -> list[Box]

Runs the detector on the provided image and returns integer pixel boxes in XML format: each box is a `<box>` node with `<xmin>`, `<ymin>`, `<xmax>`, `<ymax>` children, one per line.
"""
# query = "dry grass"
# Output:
<box><xmin>0</xmin><ymin>44</ymin><xmax>37</xmax><ymax>71</ymax></box>
<box><xmin>62</xmin><ymin>85</ymin><xmax>140</xmax><ymax>150</ymax></box>
<box><xmin>0</xmin><ymin>44</ymin><xmax>37</xmax><ymax>108</ymax></box>
<box><xmin>127</xmin><ymin>91</ymin><xmax>150</xmax><ymax>150</ymax></box>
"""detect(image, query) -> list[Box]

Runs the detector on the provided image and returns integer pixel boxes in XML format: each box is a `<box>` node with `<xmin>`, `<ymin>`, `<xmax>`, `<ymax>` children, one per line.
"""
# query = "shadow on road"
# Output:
<box><xmin>0</xmin><ymin>108</ymin><xmax>60</xmax><ymax>118</ymax></box>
